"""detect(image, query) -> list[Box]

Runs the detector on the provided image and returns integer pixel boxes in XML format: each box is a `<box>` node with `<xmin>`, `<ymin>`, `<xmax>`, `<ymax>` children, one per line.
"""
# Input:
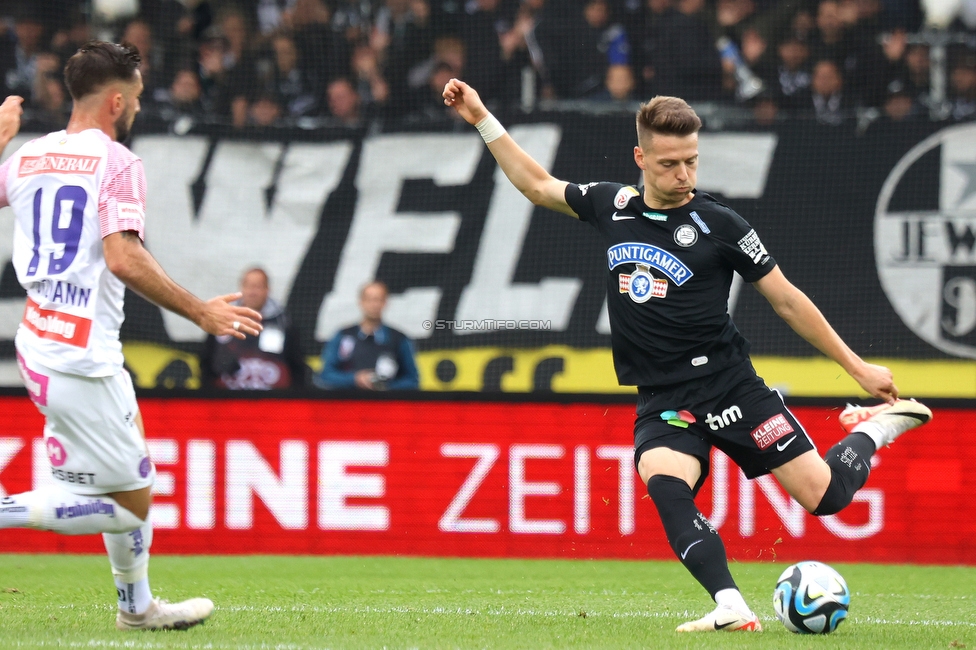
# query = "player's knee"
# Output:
<box><xmin>107</xmin><ymin>487</ymin><xmax>152</xmax><ymax>522</ymax></box>
<box><xmin>812</xmin><ymin>469</ymin><xmax>858</xmax><ymax>516</ymax></box>
<box><xmin>99</xmin><ymin>501</ymin><xmax>147</xmax><ymax>533</ymax></box>
<box><xmin>813</xmin><ymin>446</ymin><xmax>871</xmax><ymax>516</ymax></box>
<box><xmin>646</xmin><ymin>474</ymin><xmax>694</xmax><ymax>508</ymax></box>
<box><xmin>811</xmin><ymin>473</ymin><xmax>848</xmax><ymax>516</ymax></box>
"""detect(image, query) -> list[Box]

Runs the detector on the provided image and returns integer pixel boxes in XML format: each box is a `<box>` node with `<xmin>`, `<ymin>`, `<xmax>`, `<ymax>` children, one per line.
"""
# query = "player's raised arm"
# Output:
<box><xmin>443</xmin><ymin>78</ymin><xmax>577</xmax><ymax>218</ymax></box>
<box><xmin>753</xmin><ymin>265</ymin><xmax>898</xmax><ymax>403</ymax></box>
<box><xmin>103</xmin><ymin>231</ymin><xmax>263</xmax><ymax>340</ymax></box>
<box><xmin>0</xmin><ymin>95</ymin><xmax>23</xmax><ymax>153</ymax></box>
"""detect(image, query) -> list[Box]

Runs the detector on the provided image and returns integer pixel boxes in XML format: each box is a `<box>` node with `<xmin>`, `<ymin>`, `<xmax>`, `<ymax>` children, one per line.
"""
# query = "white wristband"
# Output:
<box><xmin>475</xmin><ymin>113</ymin><xmax>506</xmax><ymax>144</ymax></box>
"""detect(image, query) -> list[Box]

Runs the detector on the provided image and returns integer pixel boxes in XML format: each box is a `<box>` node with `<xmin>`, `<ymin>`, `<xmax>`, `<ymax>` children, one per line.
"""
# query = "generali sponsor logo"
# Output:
<box><xmin>22</xmin><ymin>298</ymin><xmax>92</xmax><ymax>348</ymax></box>
<box><xmin>18</xmin><ymin>154</ymin><xmax>100</xmax><ymax>177</ymax></box>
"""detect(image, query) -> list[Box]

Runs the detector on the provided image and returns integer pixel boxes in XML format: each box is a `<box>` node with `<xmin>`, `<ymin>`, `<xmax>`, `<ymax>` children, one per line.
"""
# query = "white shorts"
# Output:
<box><xmin>17</xmin><ymin>354</ymin><xmax>155</xmax><ymax>495</ymax></box>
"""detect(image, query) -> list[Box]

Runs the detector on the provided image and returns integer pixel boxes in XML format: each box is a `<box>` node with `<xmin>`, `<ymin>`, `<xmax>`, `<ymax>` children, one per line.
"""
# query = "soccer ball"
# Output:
<box><xmin>773</xmin><ymin>561</ymin><xmax>850</xmax><ymax>634</ymax></box>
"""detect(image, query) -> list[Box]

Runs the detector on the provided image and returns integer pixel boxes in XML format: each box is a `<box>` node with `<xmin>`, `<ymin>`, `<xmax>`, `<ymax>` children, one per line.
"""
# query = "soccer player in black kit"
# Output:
<box><xmin>443</xmin><ymin>78</ymin><xmax>933</xmax><ymax>632</ymax></box>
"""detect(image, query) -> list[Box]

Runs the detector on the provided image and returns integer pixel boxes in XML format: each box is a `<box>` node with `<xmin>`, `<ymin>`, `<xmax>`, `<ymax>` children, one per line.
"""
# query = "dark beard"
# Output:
<box><xmin>114</xmin><ymin>112</ymin><xmax>131</xmax><ymax>144</ymax></box>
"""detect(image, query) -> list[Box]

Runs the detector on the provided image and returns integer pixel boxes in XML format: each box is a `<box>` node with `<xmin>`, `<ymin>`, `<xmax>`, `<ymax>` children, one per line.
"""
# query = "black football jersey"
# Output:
<box><xmin>565</xmin><ymin>181</ymin><xmax>777</xmax><ymax>387</ymax></box>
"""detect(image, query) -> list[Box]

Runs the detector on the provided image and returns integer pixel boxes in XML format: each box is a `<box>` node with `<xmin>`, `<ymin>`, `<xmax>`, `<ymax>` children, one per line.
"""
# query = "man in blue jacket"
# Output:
<box><xmin>316</xmin><ymin>281</ymin><xmax>419</xmax><ymax>390</ymax></box>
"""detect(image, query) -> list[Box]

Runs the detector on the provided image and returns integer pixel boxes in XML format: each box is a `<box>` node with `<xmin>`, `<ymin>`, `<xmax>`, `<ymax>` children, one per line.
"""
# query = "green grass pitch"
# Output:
<box><xmin>0</xmin><ymin>554</ymin><xmax>973</xmax><ymax>649</ymax></box>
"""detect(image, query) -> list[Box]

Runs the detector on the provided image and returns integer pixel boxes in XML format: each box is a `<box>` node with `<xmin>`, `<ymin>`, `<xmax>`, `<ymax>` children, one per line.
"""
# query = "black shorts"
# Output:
<box><xmin>633</xmin><ymin>361</ymin><xmax>816</xmax><ymax>494</ymax></box>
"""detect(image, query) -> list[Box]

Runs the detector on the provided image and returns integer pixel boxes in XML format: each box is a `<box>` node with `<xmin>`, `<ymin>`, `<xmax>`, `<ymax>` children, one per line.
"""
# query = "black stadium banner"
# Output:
<box><xmin>1</xmin><ymin>115</ymin><xmax>974</xmax><ymax>396</ymax></box>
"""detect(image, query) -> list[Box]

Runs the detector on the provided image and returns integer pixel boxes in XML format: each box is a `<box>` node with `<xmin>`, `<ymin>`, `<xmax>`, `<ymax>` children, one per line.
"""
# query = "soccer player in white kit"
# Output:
<box><xmin>0</xmin><ymin>42</ymin><xmax>263</xmax><ymax>631</ymax></box>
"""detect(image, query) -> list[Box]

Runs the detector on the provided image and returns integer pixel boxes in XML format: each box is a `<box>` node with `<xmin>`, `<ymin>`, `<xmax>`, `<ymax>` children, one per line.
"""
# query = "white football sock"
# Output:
<box><xmin>715</xmin><ymin>588</ymin><xmax>751</xmax><ymax>614</ymax></box>
<box><xmin>852</xmin><ymin>422</ymin><xmax>885</xmax><ymax>450</ymax></box>
<box><xmin>0</xmin><ymin>495</ymin><xmax>32</xmax><ymax>528</ymax></box>
<box><xmin>0</xmin><ymin>486</ymin><xmax>144</xmax><ymax>534</ymax></box>
<box><xmin>104</xmin><ymin>521</ymin><xmax>154</xmax><ymax>614</ymax></box>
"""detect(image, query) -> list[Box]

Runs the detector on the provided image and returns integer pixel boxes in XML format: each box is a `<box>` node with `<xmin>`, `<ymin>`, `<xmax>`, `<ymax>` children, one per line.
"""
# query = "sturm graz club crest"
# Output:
<box><xmin>876</xmin><ymin>123</ymin><xmax>976</xmax><ymax>358</ymax></box>
<box><xmin>618</xmin><ymin>263</ymin><xmax>668</xmax><ymax>303</ymax></box>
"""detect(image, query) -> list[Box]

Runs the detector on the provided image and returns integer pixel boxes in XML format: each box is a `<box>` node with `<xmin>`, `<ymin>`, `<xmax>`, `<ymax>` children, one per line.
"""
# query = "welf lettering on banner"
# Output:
<box><xmin>0</xmin><ymin>397</ymin><xmax>971</xmax><ymax>564</ymax></box>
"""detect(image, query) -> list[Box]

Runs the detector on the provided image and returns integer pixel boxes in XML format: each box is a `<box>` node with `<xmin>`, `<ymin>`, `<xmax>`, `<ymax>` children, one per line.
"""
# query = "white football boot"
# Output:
<box><xmin>675</xmin><ymin>605</ymin><xmax>762</xmax><ymax>632</ymax></box>
<box><xmin>116</xmin><ymin>597</ymin><xmax>214</xmax><ymax>631</ymax></box>
<box><xmin>838</xmin><ymin>399</ymin><xmax>932</xmax><ymax>447</ymax></box>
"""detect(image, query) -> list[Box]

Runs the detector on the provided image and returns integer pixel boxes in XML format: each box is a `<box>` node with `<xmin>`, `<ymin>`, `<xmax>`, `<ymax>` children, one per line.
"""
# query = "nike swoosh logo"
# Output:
<box><xmin>611</xmin><ymin>212</ymin><xmax>635</xmax><ymax>220</ymax></box>
<box><xmin>680</xmin><ymin>539</ymin><xmax>702</xmax><ymax>559</ymax></box>
<box><xmin>776</xmin><ymin>435</ymin><xmax>798</xmax><ymax>452</ymax></box>
<box><xmin>714</xmin><ymin>620</ymin><xmax>736</xmax><ymax>630</ymax></box>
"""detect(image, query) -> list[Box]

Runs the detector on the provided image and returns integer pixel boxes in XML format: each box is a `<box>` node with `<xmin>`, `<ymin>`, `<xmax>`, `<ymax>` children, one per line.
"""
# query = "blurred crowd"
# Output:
<box><xmin>3</xmin><ymin>0</ymin><xmax>976</xmax><ymax>130</ymax></box>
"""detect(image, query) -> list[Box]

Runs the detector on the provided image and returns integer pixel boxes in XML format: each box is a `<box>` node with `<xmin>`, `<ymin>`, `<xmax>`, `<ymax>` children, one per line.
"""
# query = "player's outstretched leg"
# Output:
<box><xmin>814</xmin><ymin>399</ymin><xmax>932</xmax><ymax>516</ymax></box>
<box><xmin>107</xmin><ymin>522</ymin><xmax>214</xmax><ymax>631</ymax></box>
<box><xmin>0</xmin><ymin>485</ymin><xmax>145</xmax><ymax>533</ymax></box>
<box><xmin>0</xmin><ymin>487</ymin><xmax>213</xmax><ymax>631</ymax></box>
<box><xmin>646</xmin><ymin>475</ymin><xmax>762</xmax><ymax>632</ymax></box>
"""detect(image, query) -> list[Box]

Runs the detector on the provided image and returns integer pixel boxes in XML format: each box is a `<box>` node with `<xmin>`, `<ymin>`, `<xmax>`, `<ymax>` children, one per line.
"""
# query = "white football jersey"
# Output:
<box><xmin>0</xmin><ymin>129</ymin><xmax>147</xmax><ymax>376</ymax></box>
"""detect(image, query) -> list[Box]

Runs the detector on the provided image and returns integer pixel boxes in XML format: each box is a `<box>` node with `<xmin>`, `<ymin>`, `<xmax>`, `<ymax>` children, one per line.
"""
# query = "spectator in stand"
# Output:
<box><xmin>373</xmin><ymin>0</ymin><xmax>433</xmax><ymax>115</ymax></box>
<box><xmin>326</xmin><ymin>76</ymin><xmax>364</xmax><ymax>125</ymax></box>
<box><xmin>809</xmin><ymin>58</ymin><xmax>850</xmax><ymax>125</ymax></box>
<box><xmin>600</xmin><ymin>62</ymin><xmax>637</xmax><ymax>101</ymax></box>
<box><xmin>216</xmin><ymin>4</ymin><xmax>252</xmax><ymax>75</ymax></box>
<box><xmin>584</xmin><ymin>0</ymin><xmax>631</xmax><ymax>97</ymax></box>
<box><xmin>457</xmin><ymin>0</ymin><xmax>520</xmax><ymax>106</ymax></box>
<box><xmin>904</xmin><ymin>43</ymin><xmax>931</xmax><ymax>107</ymax></box>
<box><xmin>883</xmin><ymin>0</ymin><xmax>923</xmax><ymax>30</ymax></box>
<box><xmin>638</xmin><ymin>0</ymin><xmax>677</xmax><ymax>97</ymax></box>
<box><xmin>714</xmin><ymin>0</ymin><xmax>759</xmax><ymax>43</ymax></box>
<box><xmin>654</xmin><ymin>0</ymin><xmax>723</xmax><ymax>100</ymax></box>
<box><xmin>287</xmin><ymin>0</ymin><xmax>349</xmax><ymax>86</ymax></box>
<box><xmin>947</xmin><ymin>51</ymin><xmax>976</xmax><ymax>122</ymax></box>
<box><xmin>201</xmin><ymin>267</ymin><xmax>307</xmax><ymax>390</ymax></box>
<box><xmin>499</xmin><ymin>1</ymin><xmax>537</xmax><ymax>75</ymax></box>
<box><xmin>535</xmin><ymin>0</ymin><xmax>631</xmax><ymax>99</ymax></box>
<box><xmin>196</xmin><ymin>26</ymin><xmax>233</xmax><ymax>116</ymax></box>
<box><xmin>139</xmin><ymin>0</ymin><xmax>211</xmax><ymax>70</ymax></box>
<box><xmin>808</xmin><ymin>0</ymin><xmax>850</xmax><ymax>66</ymax></box>
<box><xmin>242</xmin><ymin>91</ymin><xmax>285</xmax><ymax>126</ymax></box>
<box><xmin>408</xmin><ymin>35</ymin><xmax>465</xmax><ymax>112</ymax></box>
<box><xmin>122</xmin><ymin>19</ymin><xmax>167</xmax><ymax>105</ymax></box>
<box><xmin>751</xmin><ymin>91</ymin><xmax>782</xmax><ymax>127</ymax></box>
<box><xmin>156</xmin><ymin>67</ymin><xmax>208</xmax><ymax>118</ymax></box>
<box><xmin>30</xmin><ymin>52</ymin><xmax>69</xmax><ymax>128</ymax></box>
<box><xmin>316</xmin><ymin>281</ymin><xmax>419</xmax><ymax>391</ymax></box>
<box><xmin>256</xmin><ymin>0</ymin><xmax>298</xmax><ymax>34</ymax></box>
<box><xmin>51</xmin><ymin>10</ymin><xmax>92</xmax><ymax>65</ymax></box>
<box><xmin>879</xmin><ymin>78</ymin><xmax>921</xmax><ymax>123</ymax></box>
<box><xmin>761</xmin><ymin>36</ymin><xmax>812</xmax><ymax>112</ymax></box>
<box><xmin>790</xmin><ymin>6</ymin><xmax>817</xmax><ymax>42</ymax></box>
<box><xmin>332</xmin><ymin>0</ymin><xmax>380</xmax><ymax>46</ymax></box>
<box><xmin>0</xmin><ymin>7</ymin><xmax>47</xmax><ymax>100</ymax></box>
<box><xmin>410</xmin><ymin>60</ymin><xmax>466</xmax><ymax>121</ymax></box>
<box><xmin>231</xmin><ymin>32</ymin><xmax>321</xmax><ymax>125</ymax></box>
<box><xmin>268</xmin><ymin>31</ymin><xmax>323</xmax><ymax>117</ymax></box>
<box><xmin>351</xmin><ymin>40</ymin><xmax>390</xmax><ymax>111</ymax></box>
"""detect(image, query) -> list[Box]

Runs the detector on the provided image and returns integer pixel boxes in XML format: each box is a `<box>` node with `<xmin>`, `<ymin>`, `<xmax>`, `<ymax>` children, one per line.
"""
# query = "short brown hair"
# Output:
<box><xmin>636</xmin><ymin>96</ymin><xmax>702</xmax><ymax>147</ymax></box>
<box><xmin>63</xmin><ymin>41</ymin><xmax>141</xmax><ymax>101</ymax></box>
<box><xmin>360</xmin><ymin>280</ymin><xmax>388</xmax><ymax>299</ymax></box>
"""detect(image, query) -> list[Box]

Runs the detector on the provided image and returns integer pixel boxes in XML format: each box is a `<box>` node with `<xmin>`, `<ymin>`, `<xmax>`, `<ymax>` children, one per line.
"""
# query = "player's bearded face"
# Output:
<box><xmin>115</xmin><ymin>78</ymin><xmax>142</xmax><ymax>143</ymax></box>
<box><xmin>114</xmin><ymin>106</ymin><xmax>134</xmax><ymax>143</ymax></box>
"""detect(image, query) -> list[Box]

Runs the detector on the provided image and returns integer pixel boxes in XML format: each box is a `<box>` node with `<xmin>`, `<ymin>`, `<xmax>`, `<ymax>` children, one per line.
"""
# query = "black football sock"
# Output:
<box><xmin>813</xmin><ymin>433</ymin><xmax>875</xmax><ymax>516</ymax></box>
<box><xmin>647</xmin><ymin>475</ymin><xmax>737</xmax><ymax>598</ymax></box>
